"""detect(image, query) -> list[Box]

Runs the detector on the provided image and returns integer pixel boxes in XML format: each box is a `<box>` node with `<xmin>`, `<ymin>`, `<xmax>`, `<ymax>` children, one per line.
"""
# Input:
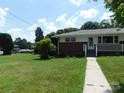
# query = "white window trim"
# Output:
<box><xmin>98</xmin><ymin>36</ymin><xmax>119</xmax><ymax>44</ymax></box>
<box><xmin>65</xmin><ymin>37</ymin><xmax>76</xmax><ymax>42</ymax></box>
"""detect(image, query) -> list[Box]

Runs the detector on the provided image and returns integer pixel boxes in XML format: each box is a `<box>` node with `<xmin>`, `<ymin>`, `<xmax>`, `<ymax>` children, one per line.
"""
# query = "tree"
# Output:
<box><xmin>46</xmin><ymin>32</ymin><xmax>56</xmax><ymax>38</ymax></box>
<box><xmin>91</xmin><ymin>0</ymin><xmax>124</xmax><ymax>27</ymax></box>
<box><xmin>110</xmin><ymin>19</ymin><xmax>119</xmax><ymax>28</ymax></box>
<box><xmin>99</xmin><ymin>20</ymin><xmax>112</xmax><ymax>28</ymax></box>
<box><xmin>105</xmin><ymin>0</ymin><xmax>124</xmax><ymax>27</ymax></box>
<box><xmin>0</xmin><ymin>33</ymin><xmax>13</xmax><ymax>55</ymax></box>
<box><xmin>35</xmin><ymin>27</ymin><xmax>44</xmax><ymax>42</ymax></box>
<box><xmin>36</xmin><ymin>38</ymin><xmax>55</xmax><ymax>59</ymax></box>
<box><xmin>81</xmin><ymin>21</ymin><xmax>99</xmax><ymax>30</ymax></box>
<box><xmin>56</xmin><ymin>28</ymin><xmax>78</xmax><ymax>35</ymax></box>
<box><xmin>14</xmin><ymin>37</ymin><xmax>32</xmax><ymax>49</ymax></box>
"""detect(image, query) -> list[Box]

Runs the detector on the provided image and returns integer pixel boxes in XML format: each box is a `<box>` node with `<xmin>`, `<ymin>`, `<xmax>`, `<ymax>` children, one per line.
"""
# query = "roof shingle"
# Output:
<box><xmin>53</xmin><ymin>28</ymin><xmax>124</xmax><ymax>37</ymax></box>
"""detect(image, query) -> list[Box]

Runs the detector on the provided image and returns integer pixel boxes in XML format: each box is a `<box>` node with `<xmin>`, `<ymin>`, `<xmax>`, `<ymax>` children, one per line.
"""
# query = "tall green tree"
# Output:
<box><xmin>14</xmin><ymin>37</ymin><xmax>32</xmax><ymax>49</ymax></box>
<box><xmin>105</xmin><ymin>0</ymin><xmax>124</xmax><ymax>27</ymax></box>
<box><xmin>99</xmin><ymin>20</ymin><xmax>112</xmax><ymax>28</ymax></box>
<box><xmin>35</xmin><ymin>27</ymin><xmax>44</xmax><ymax>42</ymax></box>
<box><xmin>56</xmin><ymin>28</ymin><xmax>78</xmax><ymax>35</ymax></box>
<box><xmin>110</xmin><ymin>19</ymin><xmax>119</xmax><ymax>28</ymax></box>
<box><xmin>81</xmin><ymin>21</ymin><xmax>99</xmax><ymax>30</ymax></box>
<box><xmin>46</xmin><ymin>32</ymin><xmax>56</xmax><ymax>38</ymax></box>
<box><xmin>0</xmin><ymin>33</ymin><xmax>13</xmax><ymax>55</ymax></box>
<box><xmin>91</xmin><ymin>0</ymin><xmax>123</xmax><ymax>27</ymax></box>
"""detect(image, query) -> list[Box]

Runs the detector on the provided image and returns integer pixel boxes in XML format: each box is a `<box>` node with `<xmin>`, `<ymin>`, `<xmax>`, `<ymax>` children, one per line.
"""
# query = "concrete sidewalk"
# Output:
<box><xmin>83</xmin><ymin>57</ymin><xmax>113</xmax><ymax>93</ymax></box>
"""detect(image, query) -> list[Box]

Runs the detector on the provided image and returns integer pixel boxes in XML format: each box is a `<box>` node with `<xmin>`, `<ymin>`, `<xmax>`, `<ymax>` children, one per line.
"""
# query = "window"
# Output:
<box><xmin>71</xmin><ymin>37</ymin><xmax>76</xmax><ymax>42</ymax></box>
<box><xmin>65</xmin><ymin>37</ymin><xmax>76</xmax><ymax>42</ymax></box>
<box><xmin>65</xmin><ymin>37</ymin><xmax>70</xmax><ymax>42</ymax></box>
<box><xmin>98</xmin><ymin>37</ymin><xmax>101</xmax><ymax>43</ymax></box>
<box><xmin>114</xmin><ymin>36</ymin><xmax>119</xmax><ymax>43</ymax></box>
<box><xmin>103</xmin><ymin>36</ymin><xmax>113</xmax><ymax>43</ymax></box>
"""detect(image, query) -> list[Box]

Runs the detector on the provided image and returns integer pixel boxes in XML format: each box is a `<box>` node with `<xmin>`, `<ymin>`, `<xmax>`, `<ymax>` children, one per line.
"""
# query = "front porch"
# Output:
<box><xmin>84</xmin><ymin>35</ymin><xmax>124</xmax><ymax>56</ymax></box>
<box><xmin>83</xmin><ymin>43</ymin><xmax>124</xmax><ymax>57</ymax></box>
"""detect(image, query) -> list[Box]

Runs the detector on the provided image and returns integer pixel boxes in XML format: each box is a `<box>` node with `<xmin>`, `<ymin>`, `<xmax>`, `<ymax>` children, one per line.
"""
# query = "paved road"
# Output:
<box><xmin>83</xmin><ymin>57</ymin><xmax>113</xmax><ymax>93</ymax></box>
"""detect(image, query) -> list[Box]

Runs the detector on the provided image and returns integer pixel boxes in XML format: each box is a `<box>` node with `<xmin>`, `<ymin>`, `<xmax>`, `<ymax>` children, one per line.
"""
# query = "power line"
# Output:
<box><xmin>6</xmin><ymin>11</ymin><xmax>33</xmax><ymax>26</ymax></box>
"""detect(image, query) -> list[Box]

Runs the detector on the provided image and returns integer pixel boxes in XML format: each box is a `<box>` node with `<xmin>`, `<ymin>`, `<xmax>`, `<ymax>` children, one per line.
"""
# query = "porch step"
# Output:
<box><xmin>87</xmin><ymin>50</ymin><xmax>96</xmax><ymax>57</ymax></box>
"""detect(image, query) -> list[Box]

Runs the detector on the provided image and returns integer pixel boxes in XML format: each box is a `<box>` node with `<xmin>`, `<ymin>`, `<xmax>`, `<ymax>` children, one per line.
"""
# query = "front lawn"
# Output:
<box><xmin>0</xmin><ymin>54</ymin><xmax>86</xmax><ymax>93</ymax></box>
<box><xmin>97</xmin><ymin>56</ymin><xmax>124</xmax><ymax>93</ymax></box>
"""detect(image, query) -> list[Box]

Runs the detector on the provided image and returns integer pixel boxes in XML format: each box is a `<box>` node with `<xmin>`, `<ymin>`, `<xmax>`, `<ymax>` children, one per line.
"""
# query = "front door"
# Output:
<box><xmin>87</xmin><ymin>37</ymin><xmax>95</xmax><ymax>57</ymax></box>
<box><xmin>88</xmin><ymin>37</ymin><xmax>94</xmax><ymax>50</ymax></box>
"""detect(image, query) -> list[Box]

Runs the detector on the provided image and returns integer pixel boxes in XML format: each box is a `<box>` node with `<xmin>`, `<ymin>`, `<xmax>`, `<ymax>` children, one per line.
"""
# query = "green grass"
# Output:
<box><xmin>0</xmin><ymin>54</ymin><xmax>86</xmax><ymax>93</ymax></box>
<box><xmin>97</xmin><ymin>56</ymin><xmax>124</xmax><ymax>93</ymax></box>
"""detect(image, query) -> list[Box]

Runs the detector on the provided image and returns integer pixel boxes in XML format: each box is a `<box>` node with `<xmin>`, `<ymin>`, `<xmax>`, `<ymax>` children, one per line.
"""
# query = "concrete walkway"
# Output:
<box><xmin>83</xmin><ymin>57</ymin><xmax>113</xmax><ymax>93</ymax></box>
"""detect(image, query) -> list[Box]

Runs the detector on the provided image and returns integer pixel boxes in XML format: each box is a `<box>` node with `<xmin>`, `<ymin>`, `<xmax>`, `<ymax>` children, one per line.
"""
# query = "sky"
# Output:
<box><xmin>0</xmin><ymin>0</ymin><xmax>113</xmax><ymax>42</ymax></box>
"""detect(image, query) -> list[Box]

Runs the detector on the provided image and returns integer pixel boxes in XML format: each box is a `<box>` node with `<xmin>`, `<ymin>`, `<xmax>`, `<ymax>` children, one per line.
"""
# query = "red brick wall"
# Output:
<box><xmin>59</xmin><ymin>42</ymin><xmax>84</xmax><ymax>56</ymax></box>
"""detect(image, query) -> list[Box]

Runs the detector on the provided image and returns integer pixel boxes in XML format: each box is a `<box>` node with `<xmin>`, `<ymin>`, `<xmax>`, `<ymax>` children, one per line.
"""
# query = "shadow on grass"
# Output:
<box><xmin>33</xmin><ymin>58</ymin><xmax>51</xmax><ymax>61</ymax></box>
<box><xmin>111</xmin><ymin>83</ymin><xmax>124</xmax><ymax>93</ymax></box>
<box><xmin>33</xmin><ymin>55</ymin><xmax>51</xmax><ymax>61</ymax></box>
<box><xmin>33</xmin><ymin>55</ymin><xmax>85</xmax><ymax>61</ymax></box>
<box><xmin>115</xmin><ymin>83</ymin><xmax>124</xmax><ymax>93</ymax></box>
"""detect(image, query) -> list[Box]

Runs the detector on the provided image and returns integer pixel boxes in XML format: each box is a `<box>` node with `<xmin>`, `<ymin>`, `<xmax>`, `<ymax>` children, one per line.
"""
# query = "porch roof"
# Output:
<box><xmin>53</xmin><ymin>28</ymin><xmax>124</xmax><ymax>37</ymax></box>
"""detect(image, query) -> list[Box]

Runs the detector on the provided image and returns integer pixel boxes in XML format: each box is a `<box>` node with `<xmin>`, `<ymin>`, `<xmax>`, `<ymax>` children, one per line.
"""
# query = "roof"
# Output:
<box><xmin>53</xmin><ymin>28</ymin><xmax>124</xmax><ymax>37</ymax></box>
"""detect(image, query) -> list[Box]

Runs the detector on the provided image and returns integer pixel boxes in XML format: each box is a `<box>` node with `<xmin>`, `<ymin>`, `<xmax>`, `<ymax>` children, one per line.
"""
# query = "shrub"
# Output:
<box><xmin>36</xmin><ymin>38</ymin><xmax>55</xmax><ymax>59</ymax></box>
<box><xmin>49</xmin><ymin>43</ymin><xmax>57</xmax><ymax>56</ymax></box>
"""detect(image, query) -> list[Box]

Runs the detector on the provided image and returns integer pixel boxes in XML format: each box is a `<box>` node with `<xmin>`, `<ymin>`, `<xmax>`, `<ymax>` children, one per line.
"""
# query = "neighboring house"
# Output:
<box><xmin>12</xmin><ymin>45</ymin><xmax>20</xmax><ymax>53</ymax></box>
<box><xmin>53</xmin><ymin>28</ymin><xmax>124</xmax><ymax>57</ymax></box>
<box><xmin>18</xmin><ymin>49</ymin><xmax>34</xmax><ymax>53</ymax></box>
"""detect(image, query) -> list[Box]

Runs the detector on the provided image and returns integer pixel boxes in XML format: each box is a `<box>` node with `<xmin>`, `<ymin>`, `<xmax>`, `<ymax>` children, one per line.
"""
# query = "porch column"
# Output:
<box><xmin>96</xmin><ymin>44</ymin><xmax>98</xmax><ymax>57</ymax></box>
<box><xmin>85</xmin><ymin>44</ymin><xmax>87</xmax><ymax>57</ymax></box>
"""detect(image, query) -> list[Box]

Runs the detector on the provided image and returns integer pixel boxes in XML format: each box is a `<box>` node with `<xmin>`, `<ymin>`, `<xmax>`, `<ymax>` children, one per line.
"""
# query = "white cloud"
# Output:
<box><xmin>7</xmin><ymin>28</ymin><xmax>23</xmax><ymax>41</ymax></box>
<box><xmin>100</xmin><ymin>12</ymin><xmax>113</xmax><ymax>20</ymax></box>
<box><xmin>79</xmin><ymin>8</ymin><xmax>98</xmax><ymax>19</ymax></box>
<box><xmin>0</xmin><ymin>8</ymin><xmax>9</xmax><ymax>27</ymax></box>
<box><xmin>28</xmin><ymin>14</ymin><xmax>78</xmax><ymax>37</ymax></box>
<box><xmin>56</xmin><ymin>13</ymin><xmax>78</xmax><ymax>29</ymax></box>
<box><xmin>7</xmin><ymin>28</ymin><xmax>35</xmax><ymax>42</ymax></box>
<box><xmin>26</xmin><ymin>31</ymin><xmax>35</xmax><ymax>42</ymax></box>
<box><xmin>4</xmin><ymin>8</ymin><xmax>9</xmax><ymax>11</ymax></box>
<box><xmin>38</xmin><ymin>18</ymin><xmax>58</xmax><ymax>35</ymax></box>
<box><xmin>38</xmin><ymin>18</ymin><xmax>47</xmax><ymax>26</ymax></box>
<box><xmin>56</xmin><ymin>13</ymin><xmax>66</xmax><ymax>22</ymax></box>
<box><xmin>28</xmin><ymin>24</ymin><xmax>39</xmax><ymax>31</ymax></box>
<box><xmin>65</xmin><ymin>16</ymin><xmax>78</xmax><ymax>27</ymax></box>
<box><xmin>70</xmin><ymin>0</ymin><xmax>87</xmax><ymax>7</ymax></box>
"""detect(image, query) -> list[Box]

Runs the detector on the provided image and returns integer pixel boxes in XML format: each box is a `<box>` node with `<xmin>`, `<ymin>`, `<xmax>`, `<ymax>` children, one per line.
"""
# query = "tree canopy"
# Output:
<box><xmin>35</xmin><ymin>27</ymin><xmax>44</xmax><ymax>42</ymax></box>
<box><xmin>14</xmin><ymin>37</ymin><xmax>32</xmax><ymax>49</ymax></box>
<box><xmin>105</xmin><ymin>0</ymin><xmax>124</xmax><ymax>27</ymax></box>
<box><xmin>56</xmin><ymin>28</ymin><xmax>79</xmax><ymax>35</ymax></box>
<box><xmin>46</xmin><ymin>32</ymin><xmax>56</xmax><ymax>38</ymax></box>
<box><xmin>99</xmin><ymin>20</ymin><xmax>112</xmax><ymax>28</ymax></box>
<box><xmin>81</xmin><ymin>21</ymin><xmax>99</xmax><ymax>30</ymax></box>
<box><xmin>80</xmin><ymin>20</ymin><xmax>115</xmax><ymax>30</ymax></box>
<box><xmin>0</xmin><ymin>33</ymin><xmax>13</xmax><ymax>55</ymax></box>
